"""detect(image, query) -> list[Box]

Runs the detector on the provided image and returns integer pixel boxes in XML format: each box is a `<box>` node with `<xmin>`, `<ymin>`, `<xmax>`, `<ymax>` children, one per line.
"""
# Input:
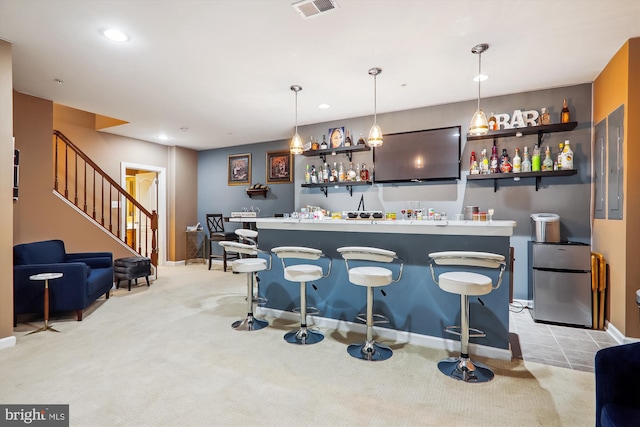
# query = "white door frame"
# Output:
<box><xmin>120</xmin><ymin>162</ymin><xmax>167</xmax><ymax>266</ymax></box>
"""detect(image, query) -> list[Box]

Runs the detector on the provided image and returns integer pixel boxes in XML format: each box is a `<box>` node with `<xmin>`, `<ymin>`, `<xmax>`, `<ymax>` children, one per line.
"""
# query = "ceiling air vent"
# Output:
<box><xmin>292</xmin><ymin>0</ymin><xmax>338</xmax><ymax>19</ymax></box>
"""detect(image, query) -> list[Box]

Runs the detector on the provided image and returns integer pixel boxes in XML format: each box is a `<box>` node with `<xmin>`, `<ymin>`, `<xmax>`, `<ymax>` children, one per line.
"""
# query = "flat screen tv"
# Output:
<box><xmin>373</xmin><ymin>126</ymin><xmax>461</xmax><ymax>183</ymax></box>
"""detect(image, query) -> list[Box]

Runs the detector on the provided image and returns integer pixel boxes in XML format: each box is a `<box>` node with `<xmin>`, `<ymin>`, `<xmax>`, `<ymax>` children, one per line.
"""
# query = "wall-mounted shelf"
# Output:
<box><xmin>301</xmin><ymin>144</ymin><xmax>371</xmax><ymax>163</ymax></box>
<box><xmin>467</xmin><ymin>169</ymin><xmax>577</xmax><ymax>191</ymax></box>
<box><xmin>301</xmin><ymin>181</ymin><xmax>372</xmax><ymax>197</ymax></box>
<box><xmin>467</xmin><ymin>122</ymin><xmax>578</xmax><ymax>145</ymax></box>
<box><xmin>246</xmin><ymin>188</ymin><xmax>268</xmax><ymax>198</ymax></box>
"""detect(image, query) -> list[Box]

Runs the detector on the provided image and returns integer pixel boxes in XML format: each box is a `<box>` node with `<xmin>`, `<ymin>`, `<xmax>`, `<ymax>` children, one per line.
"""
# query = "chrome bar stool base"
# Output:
<box><xmin>284</xmin><ymin>325</ymin><xmax>324</xmax><ymax>345</ymax></box>
<box><xmin>347</xmin><ymin>339</ymin><xmax>392</xmax><ymax>361</ymax></box>
<box><xmin>437</xmin><ymin>354</ymin><xmax>494</xmax><ymax>383</ymax></box>
<box><xmin>232</xmin><ymin>313</ymin><xmax>268</xmax><ymax>331</ymax></box>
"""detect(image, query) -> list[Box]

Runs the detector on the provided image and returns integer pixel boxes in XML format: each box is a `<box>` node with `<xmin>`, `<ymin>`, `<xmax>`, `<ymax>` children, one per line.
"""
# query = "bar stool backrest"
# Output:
<box><xmin>272</xmin><ymin>246</ymin><xmax>323</xmax><ymax>261</ymax></box>
<box><xmin>429</xmin><ymin>251</ymin><xmax>505</xmax><ymax>269</ymax></box>
<box><xmin>235</xmin><ymin>229</ymin><xmax>258</xmax><ymax>245</ymax></box>
<box><xmin>337</xmin><ymin>246</ymin><xmax>396</xmax><ymax>263</ymax></box>
<box><xmin>219</xmin><ymin>241</ymin><xmax>258</xmax><ymax>256</ymax></box>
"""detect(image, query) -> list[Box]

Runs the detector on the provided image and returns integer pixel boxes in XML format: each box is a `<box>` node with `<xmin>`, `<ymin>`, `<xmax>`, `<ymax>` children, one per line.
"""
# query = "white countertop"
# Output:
<box><xmin>230</xmin><ymin>217</ymin><xmax>516</xmax><ymax>236</ymax></box>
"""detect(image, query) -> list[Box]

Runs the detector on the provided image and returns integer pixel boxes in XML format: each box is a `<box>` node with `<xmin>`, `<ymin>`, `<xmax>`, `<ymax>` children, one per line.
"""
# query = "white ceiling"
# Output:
<box><xmin>1</xmin><ymin>0</ymin><xmax>639</xmax><ymax>151</ymax></box>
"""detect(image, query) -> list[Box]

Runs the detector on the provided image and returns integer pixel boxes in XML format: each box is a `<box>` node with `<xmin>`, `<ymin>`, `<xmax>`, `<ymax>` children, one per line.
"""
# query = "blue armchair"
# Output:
<box><xmin>595</xmin><ymin>342</ymin><xmax>640</xmax><ymax>427</ymax></box>
<box><xmin>13</xmin><ymin>239</ymin><xmax>114</xmax><ymax>323</ymax></box>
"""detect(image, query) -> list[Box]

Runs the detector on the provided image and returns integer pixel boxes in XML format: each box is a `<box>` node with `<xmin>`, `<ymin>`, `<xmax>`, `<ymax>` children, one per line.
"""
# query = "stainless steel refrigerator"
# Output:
<box><xmin>531</xmin><ymin>242</ymin><xmax>592</xmax><ymax>327</ymax></box>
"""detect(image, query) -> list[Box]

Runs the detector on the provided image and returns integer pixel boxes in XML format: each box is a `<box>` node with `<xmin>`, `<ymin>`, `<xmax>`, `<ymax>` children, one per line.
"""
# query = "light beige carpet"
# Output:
<box><xmin>0</xmin><ymin>264</ymin><xmax>595</xmax><ymax>426</ymax></box>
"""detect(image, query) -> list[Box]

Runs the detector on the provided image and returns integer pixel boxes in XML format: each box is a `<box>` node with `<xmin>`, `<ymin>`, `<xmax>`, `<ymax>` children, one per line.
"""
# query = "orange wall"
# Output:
<box><xmin>593</xmin><ymin>37</ymin><xmax>640</xmax><ymax>338</ymax></box>
<box><xmin>0</xmin><ymin>41</ymin><xmax>14</xmax><ymax>343</ymax></box>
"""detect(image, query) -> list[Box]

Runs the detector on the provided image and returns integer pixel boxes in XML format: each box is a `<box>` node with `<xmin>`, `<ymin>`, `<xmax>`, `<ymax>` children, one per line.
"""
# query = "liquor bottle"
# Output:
<box><xmin>480</xmin><ymin>149</ymin><xmax>490</xmax><ymax>174</ymax></box>
<box><xmin>469</xmin><ymin>151</ymin><xmax>479</xmax><ymax>174</ymax></box>
<box><xmin>304</xmin><ymin>164</ymin><xmax>311</xmax><ymax>184</ymax></box>
<box><xmin>355</xmin><ymin>163</ymin><xmax>362</xmax><ymax>181</ymax></box>
<box><xmin>512</xmin><ymin>148</ymin><xmax>522</xmax><ymax>173</ymax></box>
<box><xmin>360</xmin><ymin>163</ymin><xmax>369</xmax><ymax>181</ymax></box>
<box><xmin>561</xmin><ymin>99</ymin><xmax>570</xmax><ymax>123</ymax></box>
<box><xmin>489</xmin><ymin>143</ymin><xmax>499</xmax><ymax>173</ymax></box>
<box><xmin>347</xmin><ymin>162</ymin><xmax>357</xmax><ymax>181</ymax></box>
<box><xmin>310</xmin><ymin>165</ymin><xmax>317</xmax><ymax>183</ymax></box>
<box><xmin>542</xmin><ymin>146</ymin><xmax>554</xmax><ymax>171</ymax></box>
<box><xmin>488</xmin><ymin>112</ymin><xmax>497</xmax><ymax>131</ymax></box>
<box><xmin>531</xmin><ymin>145</ymin><xmax>541</xmax><ymax>171</ymax></box>
<box><xmin>521</xmin><ymin>146</ymin><xmax>532</xmax><ymax>172</ymax></box>
<box><xmin>344</xmin><ymin>130</ymin><xmax>352</xmax><ymax>147</ymax></box>
<box><xmin>322</xmin><ymin>163</ymin><xmax>329</xmax><ymax>183</ymax></box>
<box><xmin>556</xmin><ymin>142</ymin><xmax>564</xmax><ymax>170</ymax></box>
<box><xmin>338</xmin><ymin>162</ymin><xmax>345</xmax><ymax>182</ymax></box>
<box><xmin>539</xmin><ymin>107</ymin><xmax>551</xmax><ymax>125</ymax></box>
<box><xmin>311</xmin><ymin>137</ymin><xmax>319</xmax><ymax>151</ymax></box>
<box><xmin>320</xmin><ymin>135</ymin><xmax>328</xmax><ymax>150</ymax></box>
<box><xmin>357</xmin><ymin>133</ymin><xmax>366</xmax><ymax>146</ymax></box>
<box><xmin>329</xmin><ymin>162</ymin><xmax>337</xmax><ymax>182</ymax></box>
<box><xmin>561</xmin><ymin>140</ymin><xmax>574</xmax><ymax>170</ymax></box>
<box><xmin>499</xmin><ymin>148</ymin><xmax>512</xmax><ymax>173</ymax></box>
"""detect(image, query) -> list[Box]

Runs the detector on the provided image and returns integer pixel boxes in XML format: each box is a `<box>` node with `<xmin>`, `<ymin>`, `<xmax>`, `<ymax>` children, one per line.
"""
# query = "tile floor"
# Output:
<box><xmin>508</xmin><ymin>302</ymin><xmax>619</xmax><ymax>372</ymax></box>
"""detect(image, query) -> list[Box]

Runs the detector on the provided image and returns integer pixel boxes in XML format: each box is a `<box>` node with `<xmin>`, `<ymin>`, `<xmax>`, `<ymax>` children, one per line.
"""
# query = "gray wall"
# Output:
<box><xmin>198</xmin><ymin>83</ymin><xmax>592</xmax><ymax>300</ymax></box>
<box><xmin>197</xmin><ymin>139</ymin><xmax>295</xmax><ymax>233</ymax></box>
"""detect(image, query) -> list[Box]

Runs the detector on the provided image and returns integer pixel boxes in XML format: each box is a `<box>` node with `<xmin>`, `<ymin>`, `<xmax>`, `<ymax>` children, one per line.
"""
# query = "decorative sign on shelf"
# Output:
<box><xmin>492</xmin><ymin>109</ymin><xmax>540</xmax><ymax>130</ymax></box>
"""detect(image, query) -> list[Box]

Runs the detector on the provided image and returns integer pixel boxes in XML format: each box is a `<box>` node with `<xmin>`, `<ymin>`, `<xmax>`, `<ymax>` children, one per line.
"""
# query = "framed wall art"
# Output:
<box><xmin>328</xmin><ymin>127</ymin><xmax>345</xmax><ymax>149</ymax></box>
<box><xmin>266</xmin><ymin>150</ymin><xmax>293</xmax><ymax>184</ymax></box>
<box><xmin>228</xmin><ymin>153</ymin><xmax>251</xmax><ymax>186</ymax></box>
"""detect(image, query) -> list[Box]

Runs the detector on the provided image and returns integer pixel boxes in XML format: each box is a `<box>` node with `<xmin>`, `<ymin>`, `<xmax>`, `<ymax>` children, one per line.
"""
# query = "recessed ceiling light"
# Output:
<box><xmin>180</xmin><ymin>127</ymin><xmax>189</xmax><ymax>132</ymax></box>
<box><xmin>318</xmin><ymin>103</ymin><xmax>330</xmax><ymax>109</ymax></box>
<box><xmin>473</xmin><ymin>74</ymin><xmax>489</xmax><ymax>82</ymax></box>
<box><xmin>158</xmin><ymin>134</ymin><xmax>169</xmax><ymax>141</ymax></box>
<box><xmin>103</xmin><ymin>28</ymin><xmax>129</xmax><ymax>42</ymax></box>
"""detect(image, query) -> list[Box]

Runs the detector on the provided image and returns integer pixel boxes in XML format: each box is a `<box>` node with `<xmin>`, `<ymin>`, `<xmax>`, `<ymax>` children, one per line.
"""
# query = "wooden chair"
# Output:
<box><xmin>206</xmin><ymin>214</ymin><xmax>238</xmax><ymax>272</ymax></box>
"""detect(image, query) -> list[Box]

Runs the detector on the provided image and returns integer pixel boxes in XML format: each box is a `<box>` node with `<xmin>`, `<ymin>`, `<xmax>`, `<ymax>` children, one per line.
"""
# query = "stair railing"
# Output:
<box><xmin>53</xmin><ymin>130</ymin><xmax>158</xmax><ymax>267</ymax></box>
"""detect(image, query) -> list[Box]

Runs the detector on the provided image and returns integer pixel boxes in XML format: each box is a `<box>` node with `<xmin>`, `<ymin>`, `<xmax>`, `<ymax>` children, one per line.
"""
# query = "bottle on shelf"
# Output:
<box><xmin>357</xmin><ymin>133</ymin><xmax>366</xmax><ymax>146</ymax></box>
<box><xmin>532</xmin><ymin>144</ymin><xmax>541</xmax><ymax>172</ymax></box>
<box><xmin>539</xmin><ymin>107</ymin><xmax>551</xmax><ymax>125</ymax></box>
<box><xmin>355</xmin><ymin>163</ymin><xmax>362</xmax><ymax>181</ymax></box>
<box><xmin>556</xmin><ymin>142</ymin><xmax>564</xmax><ymax>170</ymax></box>
<box><xmin>320</xmin><ymin>135</ymin><xmax>328</xmax><ymax>150</ymax></box>
<box><xmin>344</xmin><ymin>130</ymin><xmax>352</xmax><ymax>147</ymax></box>
<box><xmin>542</xmin><ymin>146</ymin><xmax>554</xmax><ymax>171</ymax></box>
<box><xmin>488</xmin><ymin>112</ymin><xmax>497</xmax><ymax>131</ymax></box>
<box><xmin>360</xmin><ymin>163</ymin><xmax>369</xmax><ymax>182</ymax></box>
<box><xmin>338</xmin><ymin>162</ymin><xmax>345</xmax><ymax>182</ymax></box>
<box><xmin>311</xmin><ymin>137</ymin><xmax>319</xmax><ymax>151</ymax></box>
<box><xmin>480</xmin><ymin>149</ymin><xmax>490</xmax><ymax>174</ymax></box>
<box><xmin>489</xmin><ymin>143</ymin><xmax>499</xmax><ymax>173</ymax></box>
<box><xmin>499</xmin><ymin>148</ymin><xmax>512</xmax><ymax>173</ymax></box>
<box><xmin>521</xmin><ymin>146</ymin><xmax>532</xmax><ymax>172</ymax></box>
<box><xmin>512</xmin><ymin>148</ymin><xmax>522</xmax><ymax>173</ymax></box>
<box><xmin>561</xmin><ymin>139</ymin><xmax>574</xmax><ymax>170</ymax></box>
<box><xmin>329</xmin><ymin>162</ymin><xmax>337</xmax><ymax>182</ymax></box>
<box><xmin>561</xmin><ymin>99</ymin><xmax>570</xmax><ymax>123</ymax></box>
<box><xmin>310</xmin><ymin>165</ymin><xmax>318</xmax><ymax>184</ymax></box>
<box><xmin>347</xmin><ymin>162</ymin><xmax>357</xmax><ymax>181</ymax></box>
<box><xmin>304</xmin><ymin>164</ymin><xmax>311</xmax><ymax>184</ymax></box>
<box><xmin>469</xmin><ymin>151</ymin><xmax>479</xmax><ymax>174</ymax></box>
<box><xmin>322</xmin><ymin>163</ymin><xmax>329</xmax><ymax>183</ymax></box>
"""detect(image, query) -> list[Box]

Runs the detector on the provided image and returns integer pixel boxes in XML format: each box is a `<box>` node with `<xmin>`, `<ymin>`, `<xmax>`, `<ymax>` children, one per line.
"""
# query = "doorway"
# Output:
<box><xmin>121</xmin><ymin>162</ymin><xmax>166</xmax><ymax>265</ymax></box>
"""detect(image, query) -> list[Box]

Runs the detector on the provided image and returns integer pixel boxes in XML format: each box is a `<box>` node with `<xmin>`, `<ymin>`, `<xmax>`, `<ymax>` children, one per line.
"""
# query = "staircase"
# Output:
<box><xmin>53</xmin><ymin>130</ymin><xmax>158</xmax><ymax>267</ymax></box>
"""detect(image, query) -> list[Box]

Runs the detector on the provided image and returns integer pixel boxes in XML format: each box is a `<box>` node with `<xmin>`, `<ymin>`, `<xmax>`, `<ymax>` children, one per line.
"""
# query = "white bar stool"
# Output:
<box><xmin>219</xmin><ymin>230</ymin><xmax>271</xmax><ymax>331</ymax></box>
<box><xmin>428</xmin><ymin>251</ymin><xmax>506</xmax><ymax>382</ymax></box>
<box><xmin>337</xmin><ymin>246</ymin><xmax>404</xmax><ymax>361</ymax></box>
<box><xmin>271</xmin><ymin>246</ymin><xmax>332</xmax><ymax>345</ymax></box>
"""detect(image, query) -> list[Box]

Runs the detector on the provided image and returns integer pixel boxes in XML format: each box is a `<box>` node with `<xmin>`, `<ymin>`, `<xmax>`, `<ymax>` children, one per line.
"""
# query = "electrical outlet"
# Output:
<box><xmin>111</xmin><ymin>201</ymin><xmax>120</xmax><ymax>208</ymax></box>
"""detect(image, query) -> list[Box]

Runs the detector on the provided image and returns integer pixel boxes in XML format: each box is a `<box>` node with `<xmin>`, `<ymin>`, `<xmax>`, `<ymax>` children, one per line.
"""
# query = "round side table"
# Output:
<box><xmin>27</xmin><ymin>272</ymin><xmax>63</xmax><ymax>335</ymax></box>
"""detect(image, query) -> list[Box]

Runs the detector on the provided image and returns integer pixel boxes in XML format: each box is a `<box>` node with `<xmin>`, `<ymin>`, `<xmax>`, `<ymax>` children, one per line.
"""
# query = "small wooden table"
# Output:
<box><xmin>28</xmin><ymin>272</ymin><xmax>63</xmax><ymax>334</ymax></box>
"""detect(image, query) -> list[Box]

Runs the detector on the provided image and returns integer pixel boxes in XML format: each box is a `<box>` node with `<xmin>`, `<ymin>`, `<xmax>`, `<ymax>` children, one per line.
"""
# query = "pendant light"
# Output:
<box><xmin>469</xmin><ymin>43</ymin><xmax>489</xmax><ymax>136</ymax></box>
<box><xmin>367</xmin><ymin>67</ymin><xmax>383</xmax><ymax>147</ymax></box>
<box><xmin>289</xmin><ymin>85</ymin><xmax>304</xmax><ymax>154</ymax></box>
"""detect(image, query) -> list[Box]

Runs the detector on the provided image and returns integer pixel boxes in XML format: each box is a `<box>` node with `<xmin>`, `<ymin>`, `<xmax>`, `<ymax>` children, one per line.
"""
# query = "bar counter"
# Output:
<box><xmin>230</xmin><ymin>217</ymin><xmax>516</xmax><ymax>357</ymax></box>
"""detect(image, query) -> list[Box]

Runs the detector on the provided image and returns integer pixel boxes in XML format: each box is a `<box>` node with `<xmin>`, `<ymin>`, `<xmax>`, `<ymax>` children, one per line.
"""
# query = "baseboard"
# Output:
<box><xmin>256</xmin><ymin>307</ymin><xmax>513</xmax><ymax>361</ymax></box>
<box><xmin>0</xmin><ymin>335</ymin><xmax>17</xmax><ymax>350</ymax></box>
<box><xmin>604</xmin><ymin>320</ymin><xmax>640</xmax><ymax>344</ymax></box>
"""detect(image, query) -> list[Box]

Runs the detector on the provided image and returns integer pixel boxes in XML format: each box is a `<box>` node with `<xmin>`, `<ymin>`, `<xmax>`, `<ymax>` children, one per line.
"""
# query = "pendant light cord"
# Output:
<box><xmin>373</xmin><ymin>74</ymin><xmax>378</xmax><ymax>124</ymax></box>
<box><xmin>477</xmin><ymin>51</ymin><xmax>482</xmax><ymax>111</ymax></box>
